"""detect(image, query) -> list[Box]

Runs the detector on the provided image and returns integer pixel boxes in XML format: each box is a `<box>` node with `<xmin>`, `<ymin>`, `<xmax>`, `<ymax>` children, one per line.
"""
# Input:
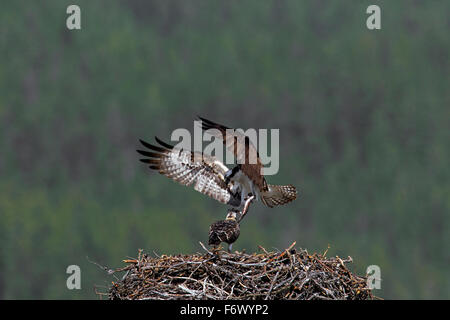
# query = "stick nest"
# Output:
<box><xmin>106</xmin><ymin>242</ymin><xmax>375</xmax><ymax>300</ymax></box>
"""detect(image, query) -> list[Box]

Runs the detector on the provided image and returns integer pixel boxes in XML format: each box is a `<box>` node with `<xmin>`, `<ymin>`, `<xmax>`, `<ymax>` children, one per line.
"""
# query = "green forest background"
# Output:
<box><xmin>0</xmin><ymin>0</ymin><xmax>448</xmax><ymax>299</ymax></box>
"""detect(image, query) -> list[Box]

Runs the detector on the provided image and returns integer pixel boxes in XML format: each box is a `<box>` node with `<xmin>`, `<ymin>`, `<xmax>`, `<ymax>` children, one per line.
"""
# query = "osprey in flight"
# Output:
<box><xmin>137</xmin><ymin>117</ymin><xmax>297</xmax><ymax>211</ymax></box>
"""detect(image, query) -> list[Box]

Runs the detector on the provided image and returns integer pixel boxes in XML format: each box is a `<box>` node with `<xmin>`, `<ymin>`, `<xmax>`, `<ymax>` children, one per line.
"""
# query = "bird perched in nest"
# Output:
<box><xmin>208</xmin><ymin>209</ymin><xmax>240</xmax><ymax>253</ymax></box>
<box><xmin>208</xmin><ymin>195</ymin><xmax>254</xmax><ymax>253</ymax></box>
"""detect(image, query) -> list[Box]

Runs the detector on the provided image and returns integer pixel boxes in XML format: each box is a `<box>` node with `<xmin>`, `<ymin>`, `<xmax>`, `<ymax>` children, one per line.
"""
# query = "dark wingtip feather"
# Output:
<box><xmin>197</xmin><ymin>115</ymin><xmax>209</xmax><ymax>122</ymax></box>
<box><xmin>136</xmin><ymin>149</ymin><xmax>162</xmax><ymax>158</ymax></box>
<box><xmin>139</xmin><ymin>158</ymin><xmax>161</xmax><ymax>165</ymax></box>
<box><xmin>138</xmin><ymin>139</ymin><xmax>167</xmax><ymax>153</ymax></box>
<box><xmin>139</xmin><ymin>139</ymin><xmax>150</xmax><ymax>147</ymax></box>
<box><xmin>198</xmin><ymin>116</ymin><xmax>229</xmax><ymax>130</ymax></box>
<box><xmin>154</xmin><ymin>136</ymin><xmax>174</xmax><ymax>150</ymax></box>
<box><xmin>201</xmin><ymin>123</ymin><xmax>212</xmax><ymax>131</ymax></box>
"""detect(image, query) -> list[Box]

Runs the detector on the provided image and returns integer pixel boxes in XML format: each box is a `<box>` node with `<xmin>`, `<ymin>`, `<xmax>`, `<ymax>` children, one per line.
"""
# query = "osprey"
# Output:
<box><xmin>208</xmin><ymin>195</ymin><xmax>254</xmax><ymax>252</ymax></box>
<box><xmin>208</xmin><ymin>209</ymin><xmax>240</xmax><ymax>253</ymax></box>
<box><xmin>136</xmin><ymin>117</ymin><xmax>297</xmax><ymax>211</ymax></box>
<box><xmin>198</xmin><ymin>117</ymin><xmax>298</xmax><ymax>208</ymax></box>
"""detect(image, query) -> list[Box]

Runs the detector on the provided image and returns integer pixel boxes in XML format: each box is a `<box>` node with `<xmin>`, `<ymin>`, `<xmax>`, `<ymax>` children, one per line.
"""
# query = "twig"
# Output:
<box><xmin>199</xmin><ymin>241</ymin><xmax>215</xmax><ymax>256</ymax></box>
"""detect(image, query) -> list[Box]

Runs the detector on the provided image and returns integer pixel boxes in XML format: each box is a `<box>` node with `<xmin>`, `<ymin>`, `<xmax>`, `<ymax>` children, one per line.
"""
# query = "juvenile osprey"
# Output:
<box><xmin>208</xmin><ymin>195</ymin><xmax>254</xmax><ymax>253</ymax></box>
<box><xmin>208</xmin><ymin>209</ymin><xmax>240</xmax><ymax>253</ymax></box>
<box><xmin>136</xmin><ymin>117</ymin><xmax>297</xmax><ymax>211</ymax></box>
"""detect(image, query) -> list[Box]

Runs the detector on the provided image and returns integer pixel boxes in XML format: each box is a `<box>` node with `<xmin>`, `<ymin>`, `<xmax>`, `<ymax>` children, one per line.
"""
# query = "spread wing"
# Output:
<box><xmin>198</xmin><ymin>116</ymin><xmax>268</xmax><ymax>192</ymax></box>
<box><xmin>137</xmin><ymin>137</ymin><xmax>240</xmax><ymax>206</ymax></box>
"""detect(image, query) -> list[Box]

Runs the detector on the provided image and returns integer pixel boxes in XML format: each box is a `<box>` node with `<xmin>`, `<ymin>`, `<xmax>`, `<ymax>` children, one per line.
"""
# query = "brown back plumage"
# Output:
<box><xmin>198</xmin><ymin>116</ymin><xmax>269</xmax><ymax>192</ymax></box>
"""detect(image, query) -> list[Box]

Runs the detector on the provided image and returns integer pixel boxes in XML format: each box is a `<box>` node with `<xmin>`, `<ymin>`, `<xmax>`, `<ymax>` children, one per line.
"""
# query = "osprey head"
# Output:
<box><xmin>224</xmin><ymin>165</ymin><xmax>241</xmax><ymax>185</ymax></box>
<box><xmin>225</xmin><ymin>209</ymin><xmax>239</xmax><ymax>221</ymax></box>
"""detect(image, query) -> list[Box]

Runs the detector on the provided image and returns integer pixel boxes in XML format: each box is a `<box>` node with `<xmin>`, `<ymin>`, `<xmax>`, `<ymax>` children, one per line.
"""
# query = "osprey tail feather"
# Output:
<box><xmin>260</xmin><ymin>184</ymin><xmax>297</xmax><ymax>208</ymax></box>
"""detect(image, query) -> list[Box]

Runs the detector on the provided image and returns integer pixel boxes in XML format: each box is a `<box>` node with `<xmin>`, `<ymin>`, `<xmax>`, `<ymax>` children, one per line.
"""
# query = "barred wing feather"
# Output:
<box><xmin>137</xmin><ymin>137</ymin><xmax>234</xmax><ymax>205</ymax></box>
